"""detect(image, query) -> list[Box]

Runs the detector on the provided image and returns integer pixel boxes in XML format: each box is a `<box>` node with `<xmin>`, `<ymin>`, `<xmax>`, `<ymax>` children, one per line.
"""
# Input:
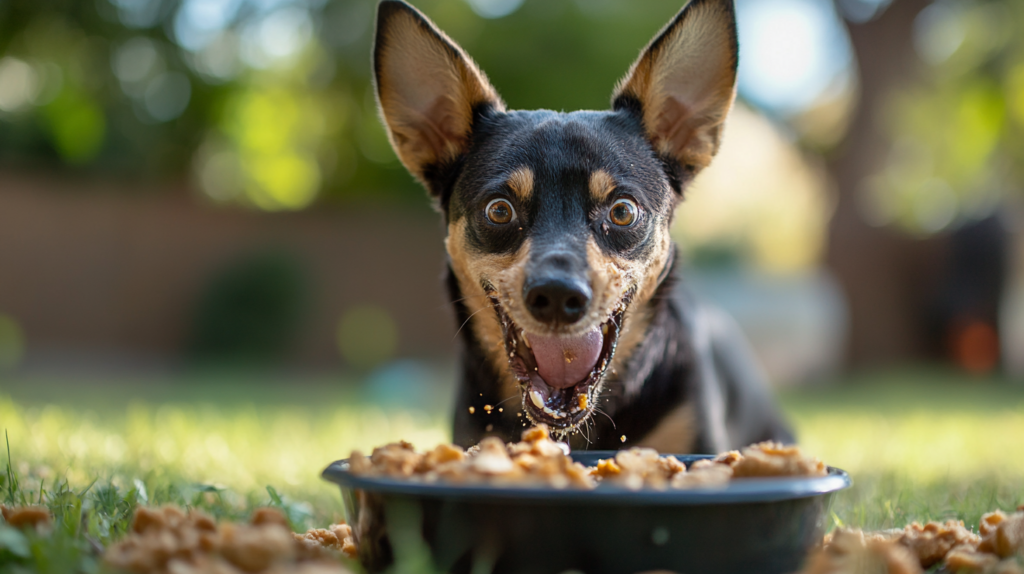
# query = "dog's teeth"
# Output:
<box><xmin>521</xmin><ymin>331</ymin><xmax>531</xmax><ymax>349</ymax></box>
<box><xmin>530</xmin><ymin>390</ymin><xmax>545</xmax><ymax>409</ymax></box>
<box><xmin>602</xmin><ymin>324</ymin><xmax>608</xmax><ymax>335</ymax></box>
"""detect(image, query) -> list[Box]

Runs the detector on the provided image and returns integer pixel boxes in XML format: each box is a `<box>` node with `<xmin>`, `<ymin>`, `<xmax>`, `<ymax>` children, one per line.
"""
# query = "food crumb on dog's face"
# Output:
<box><xmin>348</xmin><ymin>427</ymin><xmax>829</xmax><ymax>490</ymax></box>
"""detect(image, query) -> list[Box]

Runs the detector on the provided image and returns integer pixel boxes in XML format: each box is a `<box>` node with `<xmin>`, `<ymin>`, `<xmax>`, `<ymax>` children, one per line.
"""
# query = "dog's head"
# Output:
<box><xmin>373</xmin><ymin>0</ymin><xmax>738</xmax><ymax>436</ymax></box>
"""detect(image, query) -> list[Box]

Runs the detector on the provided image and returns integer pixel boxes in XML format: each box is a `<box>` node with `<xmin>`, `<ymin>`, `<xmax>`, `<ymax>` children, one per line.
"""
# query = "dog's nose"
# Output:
<box><xmin>524</xmin><ymin>278</ymin><xmax>591</xmax><ymax>325</ymax></box>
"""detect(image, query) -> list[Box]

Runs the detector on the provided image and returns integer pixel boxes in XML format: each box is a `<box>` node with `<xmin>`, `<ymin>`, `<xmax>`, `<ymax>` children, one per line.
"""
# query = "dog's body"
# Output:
<box><xmin>373</xmin><ymin>0</ymin><xmax>793</xmax><ymax>453</ymax></box>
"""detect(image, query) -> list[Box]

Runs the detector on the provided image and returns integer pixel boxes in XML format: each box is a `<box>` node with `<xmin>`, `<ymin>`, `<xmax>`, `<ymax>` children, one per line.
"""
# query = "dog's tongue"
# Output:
<box><xmin>528</xmin><ymin>327</ymin><xmax>603</xmax><ymax>389</ymax></box>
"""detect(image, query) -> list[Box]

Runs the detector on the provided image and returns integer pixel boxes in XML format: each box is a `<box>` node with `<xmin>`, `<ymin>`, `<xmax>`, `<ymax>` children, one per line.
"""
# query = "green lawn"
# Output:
<box><xmin>1</xmin><ymin>368</ymin><xmax>1022</xmax><ymax>571</ymax></box>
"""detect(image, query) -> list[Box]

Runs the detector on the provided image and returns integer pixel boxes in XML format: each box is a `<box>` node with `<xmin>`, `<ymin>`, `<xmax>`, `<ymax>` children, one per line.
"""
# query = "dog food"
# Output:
<box><xmin>898</xmin><ymin>519</ymin><xmax>981</xmax><ymax>568</ymax></box>
<box><xmin>3</xmin><ymin>504</ymin><xmax>357</xmax><ymax>574</ymax></box>
<box><xmin>0</xmin><ymin>505</ymin><xmax>51</xmax><ymax>531</ymax></box>
<box><xmin>102</xmin><ymin>506</ymin><xmax>356</xmax><ymax>574</ymax></box>
<box><xmin>799</xmin><ymin>509</ymin><xmax>1024</xmax><ymax>574</ymax></box>
<box><xmin>349</xmin><ymin>425</ymin><xmax>594</xmax><ymax>489</ymax></box>
<box><xmin>799</xmin><ymin>527</ymin><xmax>923</xmax><ymax>574</ymax></box>
<box><xmin>347</xmin><ymin>425</ymin><xmax>828</xmax><ymax>490</ymax></box>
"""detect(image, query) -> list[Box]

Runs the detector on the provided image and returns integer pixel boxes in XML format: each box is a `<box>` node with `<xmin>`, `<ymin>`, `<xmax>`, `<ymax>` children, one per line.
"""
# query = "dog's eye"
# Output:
<box><xmin>609</xmin><ymin>198</ymin><xmax>638</xmax><ymax>226</ymax></box>
<box><xmin>485</xmin><ymin>199</ymin><xmax>515</xmax><ymax>224</ymax></box>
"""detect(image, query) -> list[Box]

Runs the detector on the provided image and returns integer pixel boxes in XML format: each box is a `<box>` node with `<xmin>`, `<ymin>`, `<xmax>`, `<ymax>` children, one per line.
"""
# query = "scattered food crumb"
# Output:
<box><xmin>468</xmin><ymin>406</ymin><xmax>475</xmax><ymax>414</ymax></box>
<box><xmin>1</xmin><ymin>505</ymin><xmax>52</xmax><ymax>531</ymax></box>
<box><xmin>102</xmin><ymin>506</ymin><xmax>355</xmax><ymax>574</ymax></box>
<box><xmin>798</xmin><ymin>527</ymin><xmax>922</xmax><ymax>574</ymax></box>
<box><xmin>800</xmin><ymin>508</ymin><xmax>1024</xmax><ymax>574</ymax></box>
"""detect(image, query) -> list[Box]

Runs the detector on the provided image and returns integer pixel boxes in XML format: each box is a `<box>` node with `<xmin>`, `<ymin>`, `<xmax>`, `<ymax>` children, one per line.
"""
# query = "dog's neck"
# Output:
<box><xmin>447</xmin><ymin>247</ymin><xmax>702</xmax><ymax>450</ymax></box>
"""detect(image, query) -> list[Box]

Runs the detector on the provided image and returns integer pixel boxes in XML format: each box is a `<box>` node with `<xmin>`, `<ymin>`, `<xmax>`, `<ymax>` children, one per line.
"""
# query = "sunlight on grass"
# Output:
<box><xmin>779</xmin><ymin>374</ymin><xmax>1024</xmax><ymax>481</ymax></box>
<box><xmin>791</xmin><ymin>409</ymin><xmax>1024</xmax><ymax>480</ymax></box>
<box><xmin>0</xmin><ymin>394</ymin><xmax>449</xmax><ymax>499</ymax></box>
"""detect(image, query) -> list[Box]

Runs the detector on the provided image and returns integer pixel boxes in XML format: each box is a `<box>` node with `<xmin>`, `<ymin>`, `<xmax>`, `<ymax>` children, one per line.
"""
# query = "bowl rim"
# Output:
<box><xmin>321</xmin><ymin>451</ymin><xmax>851</xmax><ymax>505</ymax></box>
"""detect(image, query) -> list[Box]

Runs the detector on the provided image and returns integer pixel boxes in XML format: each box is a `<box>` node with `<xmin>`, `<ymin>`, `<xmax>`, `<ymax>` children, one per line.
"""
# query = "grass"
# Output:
<box><xmin>1</xmin><ymin>367</ymin><xmax>1023</xmax><ymax>572</ymax></box>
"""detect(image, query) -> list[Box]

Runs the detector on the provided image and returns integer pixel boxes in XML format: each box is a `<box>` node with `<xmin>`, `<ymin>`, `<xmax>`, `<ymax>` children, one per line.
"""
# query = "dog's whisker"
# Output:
<box><xmin>452</xmin><ymin>303</ymin><xmax>496</xmax><ymax>342</ymax></box>
<box><xmin>594</xmin><ymin>407</ymin><xmax>616</xmax><ymax>429</ymax></box>
<box><xmin>494</xmin><ymin>395</ymin><xmax>518</xmax><ymax>408</ymax></box>
<box><xmin>449</xmin><ymin>293</ymin><xmax>492</xmax><ymax>306</ymax></box>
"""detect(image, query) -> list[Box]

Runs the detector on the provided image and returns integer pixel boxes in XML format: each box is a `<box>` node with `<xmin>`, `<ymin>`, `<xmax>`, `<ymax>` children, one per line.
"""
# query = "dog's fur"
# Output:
<box><xmin>372</xmin><ymin>0</ymin><xmax>793</xmax><ymax>453</ymax></box>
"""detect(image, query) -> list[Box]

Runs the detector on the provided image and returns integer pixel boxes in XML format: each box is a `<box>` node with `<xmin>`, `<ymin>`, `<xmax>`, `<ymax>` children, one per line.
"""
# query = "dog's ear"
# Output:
<box><xmin>613</xmin><ymin>0</ymin><xmax>738</xmax><ymax>184</ymax></box>
<box><xmin>374</xmin><ymin>0</ymin><xmax>505</xmax><ymax>196</ymax></box>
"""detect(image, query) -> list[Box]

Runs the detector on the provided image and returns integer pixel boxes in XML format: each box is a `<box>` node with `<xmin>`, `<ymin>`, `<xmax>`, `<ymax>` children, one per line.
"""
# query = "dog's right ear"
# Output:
<box><xmin>374</xmin><ymin>1</ymin><xmax>505</xmax><ymax>197</ymax></box>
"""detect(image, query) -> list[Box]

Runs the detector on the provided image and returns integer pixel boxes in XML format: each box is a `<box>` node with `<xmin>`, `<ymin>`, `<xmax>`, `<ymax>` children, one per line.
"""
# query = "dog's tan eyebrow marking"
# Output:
<box><xmin>505</xmin><ymin>167</ymin><xmax>534</xmax><ymax>201</ymax></box>
<box><xmin>589</xmin><ymin>169</ymin><xmax>616</xmax><ymax>201</ymax></box>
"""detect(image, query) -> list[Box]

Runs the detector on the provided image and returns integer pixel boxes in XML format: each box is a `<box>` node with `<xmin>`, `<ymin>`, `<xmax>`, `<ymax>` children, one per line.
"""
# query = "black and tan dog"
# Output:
<box><xmin>372</xmin><ymin>0</ymin><xmax>793</xmax><ymax>453</ymax></box>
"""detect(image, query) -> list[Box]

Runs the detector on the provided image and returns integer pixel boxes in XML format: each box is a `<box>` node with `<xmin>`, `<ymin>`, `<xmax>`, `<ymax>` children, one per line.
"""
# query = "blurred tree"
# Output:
<box><xmin>0</xmin><ymin>0</ymin><xmax>691</xmax><ymax>210</ymax></box>
<box><xmin>825</xmin><ymin>0</ymin><xmax>1017</xmax><ymax>370</ymax></box>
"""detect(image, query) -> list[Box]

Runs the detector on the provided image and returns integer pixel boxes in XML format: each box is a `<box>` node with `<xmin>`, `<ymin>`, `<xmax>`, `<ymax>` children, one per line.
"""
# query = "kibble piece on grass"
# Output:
<box><xmin>0</xmin><ymin>505</ymin><xmax>51</xmax><ymax>531</ymax></box>
<box><xmin>799</xmin><ymin>528</ymin><xmax>922</xmax><ymax>574</ymax></box>
<box><xmin>980</xmin><ymin>511</ymin><xmax>1008</xmax><ymax>537</ymax></box>
<box><xmin>251</xmin><ymin>507</ymin><xmax>289</xmax><ymax>527</ymax></box>
<box><xmin>944</xmin><ymin>548</ymin><xmax>1000</xmax><ymax>573</ymax></box>
<box><xmin>131</xmin><ymin>506</ymin><xmax>169</xmax><ymax>534</ymax></box>
<box><xmin>295</xmin><ymin>523</ymin><xmax>358</xmax><ymax>559</ymax></box>
<box><xmin>899</xmin><ymin>520</ymin><xmax>981</xmax><ymax>568</ymax></box>
<box><xmin>105</xmin><ymin>506</ymin><xmax>355</xmax><ymax>574</ymax></box>
<box><xmin>979</xmin><ymin>512</ymin><xmax>1024</xmax><ymax>558</ymax></box>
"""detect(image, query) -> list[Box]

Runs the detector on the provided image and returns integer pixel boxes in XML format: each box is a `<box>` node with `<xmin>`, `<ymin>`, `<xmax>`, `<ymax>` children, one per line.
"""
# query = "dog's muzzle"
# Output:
<box><xmin>488</xmin><ymin>287</ymin><xmax>634</xmax><ymax>436</ymax></box>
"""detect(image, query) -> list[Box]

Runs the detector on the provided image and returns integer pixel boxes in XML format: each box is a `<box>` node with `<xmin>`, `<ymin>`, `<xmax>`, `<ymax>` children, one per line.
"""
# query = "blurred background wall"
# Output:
<box><xmin>1</xmin><ymin>0</ymin><xmax>1022</xmax><ymax>384</ymax></box>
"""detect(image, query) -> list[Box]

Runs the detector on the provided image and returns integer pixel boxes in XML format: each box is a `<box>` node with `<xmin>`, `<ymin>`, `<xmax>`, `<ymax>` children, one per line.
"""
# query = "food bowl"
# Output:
<box><xmin>322</xmin><ymin>451</ymin><xmax>850</xmax><ymax>574</ymax></box>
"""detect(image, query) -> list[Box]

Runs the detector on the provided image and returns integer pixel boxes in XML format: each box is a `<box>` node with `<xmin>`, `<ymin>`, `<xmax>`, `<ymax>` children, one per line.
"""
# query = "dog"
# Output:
<box><xmin>372</xmin><ymin>0</ymin><xmax>794</xmax><ymax>453</ymax></box>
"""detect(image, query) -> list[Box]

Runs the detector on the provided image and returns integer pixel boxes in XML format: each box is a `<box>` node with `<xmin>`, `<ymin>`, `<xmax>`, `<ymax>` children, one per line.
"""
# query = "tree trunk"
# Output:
<box><xmin>827</xmin><ymin>0</ymin><xmax>944</xmax><ymax>368</ymax></box>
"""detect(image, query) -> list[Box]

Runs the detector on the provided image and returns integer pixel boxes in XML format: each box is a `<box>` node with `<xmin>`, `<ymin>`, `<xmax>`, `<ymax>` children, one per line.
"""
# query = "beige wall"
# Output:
<box><xmin>0</xmin><ymin>172</ymin><xmax>455</xmax><ymax>368</ymax></box>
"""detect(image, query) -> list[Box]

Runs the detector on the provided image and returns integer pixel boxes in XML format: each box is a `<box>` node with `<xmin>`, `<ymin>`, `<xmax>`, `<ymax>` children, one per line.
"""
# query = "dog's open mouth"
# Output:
<box><xmin>487</xmin><ymin>288</ymin><xmax>634</xmax><ymax>435</ymax></box>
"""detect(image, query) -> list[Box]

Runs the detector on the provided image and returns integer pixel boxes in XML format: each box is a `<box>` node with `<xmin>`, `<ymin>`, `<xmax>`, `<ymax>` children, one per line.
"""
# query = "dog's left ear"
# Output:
<box><xmin>613</xmin><ymin>0</ymin><xmax>738</xmax><ymax>185</ymax></box>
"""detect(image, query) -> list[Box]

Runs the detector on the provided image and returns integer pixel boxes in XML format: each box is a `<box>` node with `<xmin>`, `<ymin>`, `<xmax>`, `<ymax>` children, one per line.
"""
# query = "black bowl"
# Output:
<box><xmin>322</xmin><ymin>451</ymin><xmax>850</xmax><ymax>574</ymax></box>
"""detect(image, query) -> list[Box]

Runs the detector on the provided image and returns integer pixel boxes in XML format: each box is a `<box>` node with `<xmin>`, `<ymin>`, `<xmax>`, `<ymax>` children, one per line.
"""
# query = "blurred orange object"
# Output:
<box><xmin>949</xmin><ymin>318</ymin><xmax>1000</xmax><ymax>375</ymax></box>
